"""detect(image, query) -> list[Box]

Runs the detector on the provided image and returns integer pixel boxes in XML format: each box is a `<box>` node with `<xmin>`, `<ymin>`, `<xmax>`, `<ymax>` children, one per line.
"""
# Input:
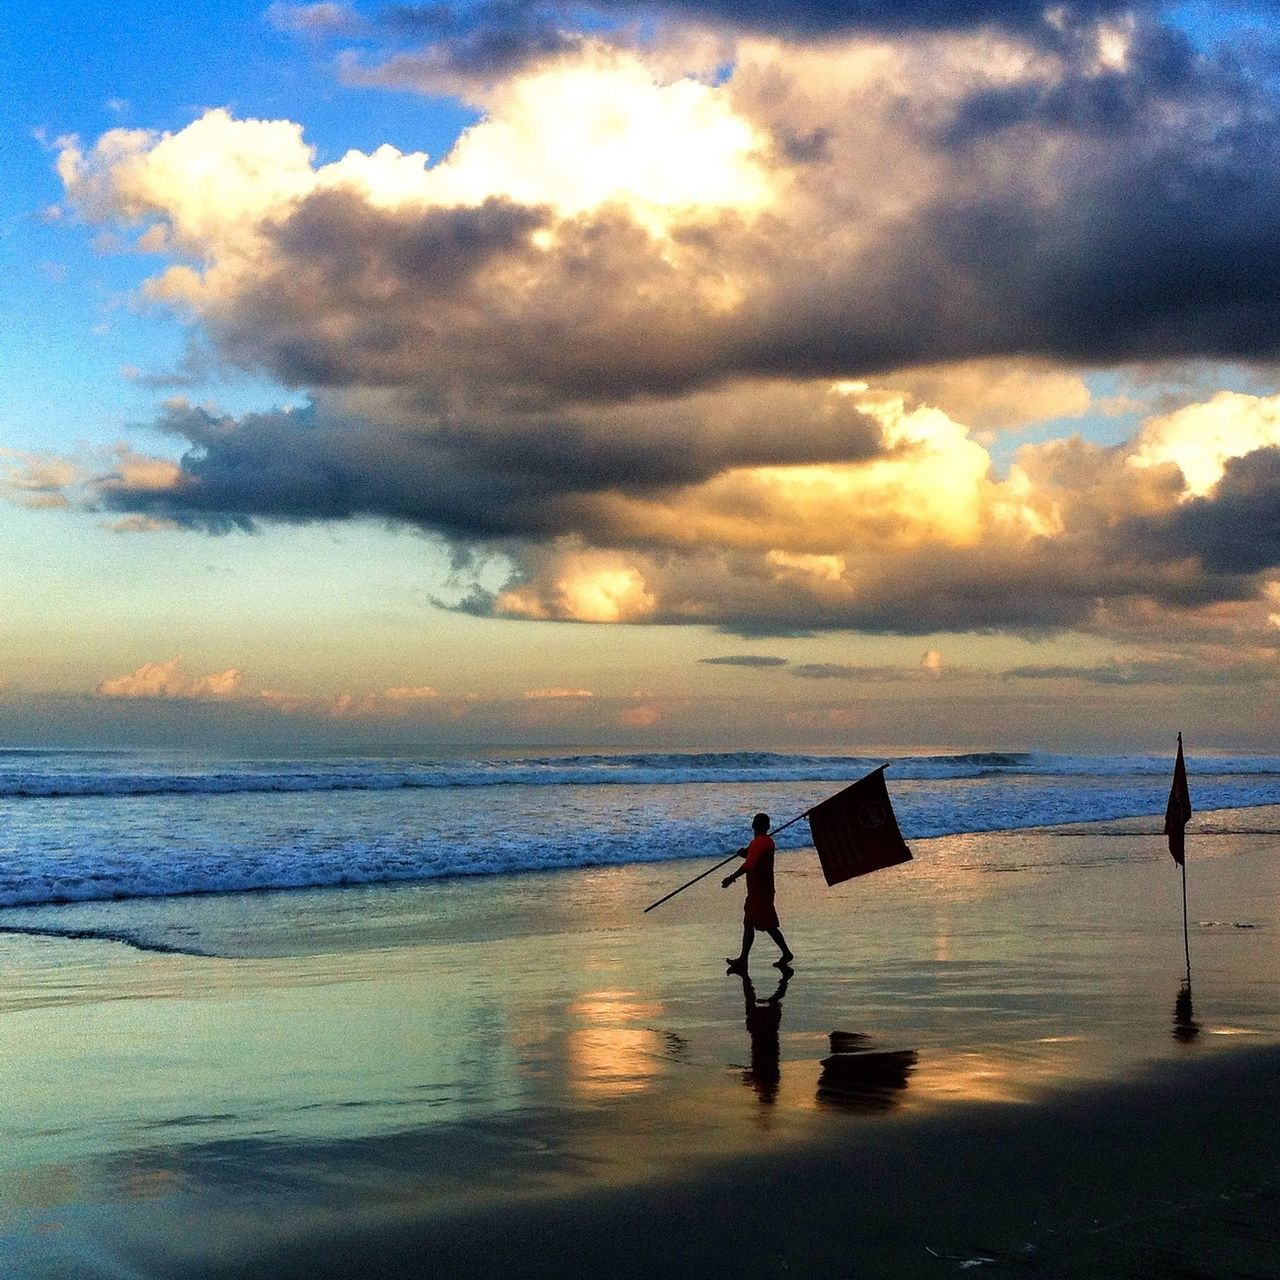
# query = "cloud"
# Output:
<box><xmin>1004</xmin><ymin>648</ymin><xmax>1280</xmax><ymax>686</ymax></box>
<box><xmin>343</xmin><ymin>6</ymin><xmax>583</xmax><ymax>98</ymax></box>
<box><xmin>96</xmin><ymin>658</ymin><xmax>246</xmax><ymax>700</ymax></box>
<box><xmin>62</xmin><ymin>19</ymin><xmax>1280</xmax><ymax>408</ymax></box>
<box><xmin>619</xmin><ymin>701</ymin><xmax>662</xmax><ymax>728</ymax></box>
<box><xmin>267</xmin><ymin>2</ymin><xmax>367</xmax><ymax>36</ymax></box>
<box><xmin>37</xmin><ymin>377</ymin><xmax>1280</xmax><ymax>642</ymax></box>
<box><xmin>325</xmin><ymin>2</ymin><xmax>1143</xmax><ymax>100</ymax></box>
<box><xmin>1</xmin><ymin>448</ymin><xmax>81</xmax><ymax>509</ymax></box>
<box><xmin>698</xmin><ymin>654</ymin><xmax>789</xmax><ymax>666</ymax></box>
<box><xmin>383</xmin><ymin>684</ymin><xmax>439</xmax><ymax>700</ymax></box>
<box><xmin>102</xmin><ymin>515</ymin><xmax>180</xmax><ymax>533</ymax></box>
<box><xmin>43</xmin><ymin>12</ymin><xmax>1280</xmax><ymax>654</ymax></box>
<box><xmin>524</xmin><ymin>686</ymin><xmax>593</xmax><ymax>697</ymax></box>
<box><xmin>1132</xmin><ymin>447</ymin><xmax>1280</xmax><ymax>576</ymax></box>
<box><xmin>791</xmin><ymin>662</ymin><xmax>911</xmax><ymax>681</ymax></box>
<box><xmin>1129</xmin><ymin>392</ymin><xmax>1280</xmax><ymax>498</ymax></box>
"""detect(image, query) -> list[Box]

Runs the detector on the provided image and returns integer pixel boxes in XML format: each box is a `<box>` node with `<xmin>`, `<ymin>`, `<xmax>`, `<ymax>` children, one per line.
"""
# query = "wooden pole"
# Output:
<box><xmin>641</xmin><ymin>808</ymin><xmax>813</xmax><ymax>913</ymax></box>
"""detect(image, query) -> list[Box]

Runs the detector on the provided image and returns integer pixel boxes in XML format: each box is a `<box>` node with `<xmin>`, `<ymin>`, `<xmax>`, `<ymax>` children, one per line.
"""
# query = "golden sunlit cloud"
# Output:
<box><xmin>1129</xmin><ymin>390</ymin><xmax>1280</xmax><ymax>497</ymax></box>
<box><xmin>498</xmin><ymin>551</ymin><xmax>657</xmax><ymax>623</ymax></box>
<box><xmin>96</xmin><ymin>658</ymin><xmax>245</xmax><ymax>700</ymax></box>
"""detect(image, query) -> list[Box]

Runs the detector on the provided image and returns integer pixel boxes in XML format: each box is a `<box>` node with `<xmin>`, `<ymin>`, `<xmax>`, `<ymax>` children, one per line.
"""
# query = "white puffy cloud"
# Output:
<box><xmin>1129</xmin><ymin>391</ymin><xmax>1280</xmax><ymax>497</ymax></box>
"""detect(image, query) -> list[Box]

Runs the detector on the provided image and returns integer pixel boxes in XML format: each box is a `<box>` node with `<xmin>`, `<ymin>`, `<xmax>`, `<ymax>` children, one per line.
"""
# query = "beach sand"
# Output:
<box><xmin>2</xmin><ymin>807</ymin><xmax>1278</xmax><ymax>1278</ymax></box>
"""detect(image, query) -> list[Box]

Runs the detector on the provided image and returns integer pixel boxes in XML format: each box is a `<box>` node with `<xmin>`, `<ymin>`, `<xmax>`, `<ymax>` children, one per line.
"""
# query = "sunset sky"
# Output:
<box><xmin>5</xmin><ymin>0</ymin><xmax>1280</xmax><ymax>750</ymax></box>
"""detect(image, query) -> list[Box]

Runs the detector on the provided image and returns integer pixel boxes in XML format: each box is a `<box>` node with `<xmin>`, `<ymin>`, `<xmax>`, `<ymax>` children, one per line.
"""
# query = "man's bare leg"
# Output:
<box><xmin>727</xmin><ymin>924</ymin><xmax>754</xmax><ymax>971</ymax></box>
<box><xmin>766</xmin><ymin>927</ymin><xmax>794</xmax><ymax>967</ymax></box>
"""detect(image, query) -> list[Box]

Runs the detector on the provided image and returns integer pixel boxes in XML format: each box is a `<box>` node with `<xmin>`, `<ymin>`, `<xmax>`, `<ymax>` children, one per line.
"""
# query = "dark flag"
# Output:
<box><xmin>807</xmin><ymin>767</ymin><xmax>912</xmax><ymax>887</ymax></box>
<box><xmin>1163</xmin><ymin>733</ymin><xmax>1192</xmax><ymax>866</ymax></box>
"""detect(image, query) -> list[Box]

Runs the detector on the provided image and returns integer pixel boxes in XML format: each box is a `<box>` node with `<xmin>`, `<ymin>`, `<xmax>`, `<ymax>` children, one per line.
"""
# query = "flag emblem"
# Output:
<box><xmin>857</xmin><ymin>800</ymin><xmax>887</xmax><ymax>828</ymax></box>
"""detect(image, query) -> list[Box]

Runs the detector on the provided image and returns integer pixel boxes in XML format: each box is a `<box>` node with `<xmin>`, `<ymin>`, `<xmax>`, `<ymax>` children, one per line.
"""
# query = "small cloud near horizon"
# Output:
<box><xmin>791</xmin><ymin>663</ymin><xmax>910</xmax><ymax>682</ymax></box>
<box><xmin>698</xmin><ymin>655</ymin><xmax>789</xmax><ymax>667</ymax></box>
<box><xmin>96</xmin><ymin>657</ymin><xmax>245</xmax><ymax>700</ymax></box>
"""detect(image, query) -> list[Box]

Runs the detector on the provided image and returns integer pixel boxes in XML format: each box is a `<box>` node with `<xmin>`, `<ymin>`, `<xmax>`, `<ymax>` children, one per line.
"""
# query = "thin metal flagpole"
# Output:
<box><xmin>641</xmin><ymin>808</ymin><xmax>813</xmax><ymax>914</ymax></box>
<box><xmin>1181</xmin><ymin>857</ymin><xmax>1191</xmax><ymax>984</ymax></box>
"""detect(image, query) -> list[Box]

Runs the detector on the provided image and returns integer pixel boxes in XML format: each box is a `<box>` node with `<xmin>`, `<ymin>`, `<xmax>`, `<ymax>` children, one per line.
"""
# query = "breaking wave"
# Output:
<box><xmin>1</xmin><ymin>747</ymin><xmax>1277</xmax><ymax>908</ymax></box>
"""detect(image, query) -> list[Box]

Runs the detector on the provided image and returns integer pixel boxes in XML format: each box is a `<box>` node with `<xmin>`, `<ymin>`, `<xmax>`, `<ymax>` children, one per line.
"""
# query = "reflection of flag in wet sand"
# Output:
<box><xmin>807</xmin><ymin>767</ymin><xmax>912</xmax><ymax>887</ymax></box>
<box><xmin>817</xmin><ymin>1032</ymin><xmax>917</xmax><ymax>1111</ymax></box>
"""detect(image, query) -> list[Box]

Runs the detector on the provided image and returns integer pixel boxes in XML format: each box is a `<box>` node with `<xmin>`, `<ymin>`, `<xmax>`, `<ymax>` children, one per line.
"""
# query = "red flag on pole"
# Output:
<box><xmin>1163</xmin><ymin>733</ymin><xmax>1192</xmax><ymax>866</ymax></box>
<box><xmin>807</xmin><ymin>767</ymin><xmax>912</xmax><ymax>887</ymax></box>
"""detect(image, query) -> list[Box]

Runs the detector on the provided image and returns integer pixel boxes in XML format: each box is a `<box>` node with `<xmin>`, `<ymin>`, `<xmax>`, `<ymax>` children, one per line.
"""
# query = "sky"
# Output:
<box><xmin>4</xmin><ymin>0</ymin><xmax>1280</xmax><ymax>751</ymax></box>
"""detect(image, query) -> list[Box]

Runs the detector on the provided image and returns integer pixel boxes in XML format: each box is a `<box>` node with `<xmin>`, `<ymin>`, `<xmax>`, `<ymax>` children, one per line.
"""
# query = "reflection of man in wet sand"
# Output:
<box><xmin>722</xmin><ymin>812</ymin><xmax>794</xmax><ymax>972</ymax></box>
<box><xmin>738</xmin><ymin>968</ymin><xmax>791</xmax><ymax>1104</ymax></box>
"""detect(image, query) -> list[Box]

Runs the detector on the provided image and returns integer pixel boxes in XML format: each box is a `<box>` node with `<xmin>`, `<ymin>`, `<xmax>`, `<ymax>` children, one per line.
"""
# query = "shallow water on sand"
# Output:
<box><xmin>0</xmin><ymin>808</ymin><xmax>1278</xmax><ymax>1277</ymax></box>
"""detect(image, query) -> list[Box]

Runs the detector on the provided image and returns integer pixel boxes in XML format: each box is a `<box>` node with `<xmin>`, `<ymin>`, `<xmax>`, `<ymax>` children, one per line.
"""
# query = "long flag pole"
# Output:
<box><xmin>1181</xmin><ymin>856</ymin><xmax>1191</xmax><ymax>984</ymax></box>
<box><xmin>641</xmin><ymin>809</ymin><xmax>813</xmax><ymax>914</ymax></box>
<box><xmin>642</xmin><ymin>764</ymin><xmax>895</xmax><ymax>914</ymax></box>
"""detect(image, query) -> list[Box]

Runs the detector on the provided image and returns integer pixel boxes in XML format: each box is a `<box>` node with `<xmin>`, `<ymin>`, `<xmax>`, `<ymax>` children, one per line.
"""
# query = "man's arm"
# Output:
<box><xmin>721</xmin><ymin>847</ymin><xmax>748</xmax><ymax>888</ymax></box>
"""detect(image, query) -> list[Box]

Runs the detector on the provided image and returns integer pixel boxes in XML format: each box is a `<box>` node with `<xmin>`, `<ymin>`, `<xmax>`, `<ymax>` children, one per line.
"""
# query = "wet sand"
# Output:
<box><xmin>1</xmin><ymin>807</ymin><xmax>1278</xmax><ymax>1277</ymax></box>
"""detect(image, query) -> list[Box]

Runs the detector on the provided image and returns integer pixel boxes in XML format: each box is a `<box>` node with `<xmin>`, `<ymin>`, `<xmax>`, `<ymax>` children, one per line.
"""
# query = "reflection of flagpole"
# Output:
<box><xmin>642</xmin><ymin>809</ymin><xmax>812</xmax><ymax>914</ymax></box>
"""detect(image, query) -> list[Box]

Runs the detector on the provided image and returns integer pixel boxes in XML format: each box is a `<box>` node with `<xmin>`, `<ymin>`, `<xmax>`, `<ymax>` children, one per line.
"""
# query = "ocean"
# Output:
<box><xmin>2</xmin><ymin>746</ymin><xmax>1277</xmax><ymax>910</ymax></box>
<box><xmin>4</xmin><ymin>746</ymin><xmax>1280</xmax><ymax>1280</ymax></box>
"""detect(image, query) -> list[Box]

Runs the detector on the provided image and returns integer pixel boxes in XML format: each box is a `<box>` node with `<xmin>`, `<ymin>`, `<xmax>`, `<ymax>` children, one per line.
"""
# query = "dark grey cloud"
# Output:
<box><xmin>1004</xmin><ymin>654</ymin><xmax>1280</xmax><ymax>684</ymax></box>
<box><xmin>95</xmin><ymin>381</ymin><xmax>890</xmax><ymax>539</ymax></box>
<box><xmin>940</xmin><ymin>21</ymin><xmax>1199</xmax><ymax>144</ymax></box>
<box><xmin>207</xmin><ymin>21</ymin><xmax>1280</xmax><ymax>410</ymax></box>
<box><xmin>698</xmin><ymin>654</ymin><xmax>789</xmax><ymax>666</ymax></box>
<box><xmin>792</xmin><ymin>662</ymin><xmax>909</xmax><ymax>680</ymax></box>
<box><xmin>355</xmin><ymin>0</ymin><xmax>1139</xmax><ymax>88</ymax></box>
<box><xmin>1134</xmin><ymin>448</ymin><xmax>1280</xmax><ymax>575</ymax></box>
<box><xmin>346</xmin><ymin>3</ymin><xmax>581</xmax><ymax>94</ymax></box>
<box><xmin>373</xmin><ymin>0</ymin><xmax>1142</xmax><ymax>42</ymax></box>
<box><xmin>91</xmin><ymin>394</ymin><xmax>1280</xmax><ymax>635</ymax></box>
<box><xmin>618</xmin><ymin>0</ymin><xmax>1132</xmax><ymax>37</ymax></box>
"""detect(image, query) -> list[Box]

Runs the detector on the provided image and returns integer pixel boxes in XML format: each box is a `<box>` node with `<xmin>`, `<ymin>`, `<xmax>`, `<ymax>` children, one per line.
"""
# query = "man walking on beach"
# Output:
<box><xmin>723</xmin><ymin>812</ymin><xmax>794</xmax><ymax>972</ymax></box>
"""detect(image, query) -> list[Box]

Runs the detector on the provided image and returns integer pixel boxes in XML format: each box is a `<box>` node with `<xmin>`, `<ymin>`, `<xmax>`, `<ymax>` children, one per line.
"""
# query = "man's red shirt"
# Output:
<box><xmin>742</xmin><ymin>833</ymin><xmax>778</xmax><ymax>929</ymax></box>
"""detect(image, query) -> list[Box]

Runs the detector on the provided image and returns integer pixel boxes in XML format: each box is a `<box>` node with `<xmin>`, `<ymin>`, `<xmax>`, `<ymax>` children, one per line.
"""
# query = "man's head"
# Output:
<box><xmin>752</xmin><ymin>812</ymin><xmax>770</xmax><ymax>834</ymax></box>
